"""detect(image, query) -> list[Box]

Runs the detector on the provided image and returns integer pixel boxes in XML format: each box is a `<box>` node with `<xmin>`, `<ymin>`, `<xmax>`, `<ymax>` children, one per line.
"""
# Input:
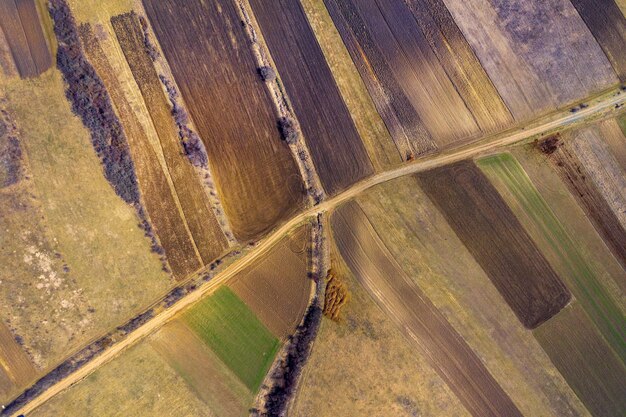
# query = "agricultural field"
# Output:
<box><xmin>229</xmin><ymin>225</ymin><xmax>312</xmax><ymax>338</ymax></box>
<box><xmin>249</xmin><ymin>0</ymin><xmax>374</xmax><ymax>195</ymax></box>
<box><xmin>570</xmin><ymin>0</ymin><xmax>626</xmax><ymax>81</ymax></box>
<box><xmin>441</xmin><ymin>0</ymin><xmax>618</xmax><ymax>121</ymax></box>
<box><xmin>352</xmin><ymin>177</ymin><xmax>589</xmax><ymax>417</ymax></box>
<box><xmin>324</xmin><ymin>0</ymin><xmax>489</xmax><ymax>157</ymax></box>
<box><xmin>142</xmin><ymin>0</ymin><xmax>306</xmax><ymax>241</ymax></box>
<box><xmin>534</xmin><ymin>302</ymin><xmax>626</xmax><ymax>417</ymax></box>
<box><xmin>79</xmin><ymin>24</ymin><xmax>203</xmax><ymax>279</ymax></box>
<box><xmin>293</xmin><ymin>238</ymin><xmax>470</xmax><ymax>417</ymax></box>
<box><xmin>183</xmin><ymin>286</ymin><xmax>280</xmax><ymax>392</ymax></box>
<box><xmin>478</xmin><ymin>153</ymin><xmax>626</xmax><ymax>362</ymax></box>
<box><xmin>0</xmin><ymin>0</ymin><xmax>51</xmax><ymax>78</ymax></box>
<box><xmin>0</xmin><ymin>69</ymin><xmax>172</xmax><ymax>395</ymax></box>
<box><xmin>415</xmin><ymin>161</ymin><xmax>570</xmax><ymax>329</ymax></box>
<box><xmin>541</xmin><ymin>129</ymin><xmax>626</xmax><ymax>272</ymax></box>
<box><xmin>300</xmin><ymin>0</ymin><xmax>401</xmax><ymax>172</ymax></box>
<box><xmin>331</xmin><ymin>201</ymin><xmax>523</xmax><ymax>417</ymax></box>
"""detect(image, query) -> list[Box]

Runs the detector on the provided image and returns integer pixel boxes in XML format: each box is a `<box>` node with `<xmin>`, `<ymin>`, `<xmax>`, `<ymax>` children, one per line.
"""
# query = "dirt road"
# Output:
<box><xmin>8</xmin><ymin>88</ymin><xmax>626</xmax><ymax>416</ymax></box>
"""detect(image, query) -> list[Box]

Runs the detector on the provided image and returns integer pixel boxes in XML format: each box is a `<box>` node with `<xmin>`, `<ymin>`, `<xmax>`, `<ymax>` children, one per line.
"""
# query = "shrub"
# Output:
<box><xmin>258</xmin><ymin>66</ymin><xmax>276</xmax><ymax>82</ymax></box>
<box><xmin>277</xmin><ymin>117</ymin><xmax>298</xmax><ymax>144</ymax></box>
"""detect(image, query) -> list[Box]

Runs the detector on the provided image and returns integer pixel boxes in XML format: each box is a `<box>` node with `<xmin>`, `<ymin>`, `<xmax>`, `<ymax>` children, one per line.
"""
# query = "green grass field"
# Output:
<box><xmin>183</xmin><ymin>287</ymin><xmax>280</xmax><ymax>391</ymax></box>
<box><xmin>478</xmin><ymin>153</ymin><xmax>626</xmax><ymax>363</ymax></box>
<box><xmin>617</xmin><ymin>113</ymin><xmax>626</xmax><ymax>138</ymax></box>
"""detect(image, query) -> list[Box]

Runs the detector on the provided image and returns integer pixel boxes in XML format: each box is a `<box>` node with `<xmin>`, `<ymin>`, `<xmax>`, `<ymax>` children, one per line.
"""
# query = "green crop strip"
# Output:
<box><xmin>183</xmin><ymin>286</ymin><xmax>280</xmax><ymax>391</ymax></box>
<box><xmin>478</xmin><ymin>153</ymin><xmax>626</xmax><ymax>363</ymax></box>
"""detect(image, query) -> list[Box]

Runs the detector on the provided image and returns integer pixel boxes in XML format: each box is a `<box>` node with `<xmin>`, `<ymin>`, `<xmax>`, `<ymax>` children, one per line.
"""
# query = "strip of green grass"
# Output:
<box><xmin>478</xmin><ymin>153</ymin><xmax>626</xmax><ymax>363</ymax></box>
<box><xmin>183</xmin><ymin>286</ymin><xmax>280</xmax><ymax>392</ymax></box>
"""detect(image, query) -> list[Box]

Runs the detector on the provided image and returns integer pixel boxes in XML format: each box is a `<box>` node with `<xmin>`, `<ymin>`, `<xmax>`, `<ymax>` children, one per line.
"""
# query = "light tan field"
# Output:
<box><xmin>299</xmin><ymin>0</ymin><xmax>400</xmax><ymax>171</ymax></box>
<box><xmin>229</xmin><ymin>225</ymin><xmax>312</xmax><ymax>338</ymax></box>
<box><xmin>292</xmin><ymin>238</ymin><xmax>469</xmax><ymax>417</ymax></box>
<box><xmin>29</xmin><ymin>341</ymin><xmax>211</xmax><ymax>417</ymax></box>
<box><xmin>442</xmin><ymin>0</ymin><xmax>617</xmax><ymax>121</ymax></box>
<box><xmin>356</xmin><ymin>177</ymin><xmax>588</xmax><ymax>417</ymax></box>
<box><xmin>599</xmin><ymin>118</ymin><xmax>626</xmax><ymax>170</ymax></box>
<box><xmin>0</xmin><ymin>322</ymin><xmax>36</xmax><ymax>401</ymax></box>
<box><xmin>151</xmin><ymin>321</ymin><xmax>252</xmax><ymax>417</ymax></box>
<box><xmin>0</xmin><ymin>70</ymin><xmax>171</xmax><ymax>373</ymax></box>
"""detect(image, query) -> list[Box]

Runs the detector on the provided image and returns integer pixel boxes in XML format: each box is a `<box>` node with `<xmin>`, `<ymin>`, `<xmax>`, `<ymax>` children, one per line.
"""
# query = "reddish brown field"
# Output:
<box><xmin>415</xmin><ymin>161</ymin><xmax>570</xmax><ymax>329</ymax></box>
<box><xmin>534</xmin><ymin>302</ymin><xmax>626</xmax><ymax>417</ymax></box>
<box><xmin>544</xmin><ymin>136</ymin><xmax>626</xmax><ymax>272</ymax></box>
<box><xmin>143</xmin><ymin>0</ymin><xmax>305</xmax><ymax>241</ymax></box>
<box><xmin>80</xmin><ymin>25</ymin><xmax>202</xmax><ymax>279</ymax></box>
<box><xmin>0</xmin><ymin>0</ymin><xmax>50</xmax><ymax>77</ymax></box>
<box><xmin>111</xmin><ymin>12</ymin><xmax>228</xmax><ymax>264</ymax></box>
<box><xmin>332</xmin><ymin>201</ymin><xmax>523</xmax><ymax>417</ymax></box>
<box><xmin>570</xmin><ymin>0</ymin><xmax>626</xmax><ymax>81</ymax></box>
<box><xmin>229</xmin><ymin>225</ymin><xmax>311</xmax><ymax>338</ymax></box>
<box><xmin>324</xmin><ymin>0</ymin><xmax>485</xmax><ymax>157</ymax></box>
<box><xmin>249</xmin><ymin>0</ymin><xmax>373</xmax><ymax>195</ymax></box>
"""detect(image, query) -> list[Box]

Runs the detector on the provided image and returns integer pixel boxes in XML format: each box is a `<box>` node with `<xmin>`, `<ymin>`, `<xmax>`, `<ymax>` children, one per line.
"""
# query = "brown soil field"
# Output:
<box><xmin>534</xmin><ymin>302</ymin><xmax>626</xmax><ymax>417</ymax></box>
<box><xmin>79</xmin><ymin>25</ymin><xmax>202</xmax><ymax>279</ymax></box>
<box><xmin>293</xmin><ymin>237</ymin><xmax>469</xmax><ymax>417</ymax></box>
<box><xmin>151</xmin><ymin>321</ymin><xmax>253</xmax><ymax>417</ymax></box>
<box><xmin>415</xmin><ymin>161</ymin><xmax>570</xmax><ymax>329</ymax></box>
<box><xmin>300</xmin><ymin>0</ymin><xmax>400</xmax><ymax>171</ymax></box>
<box><xmin>0</xmin><ymin>322</ymin><xmax>37</xmax><ymax>401</ymax></box>
<box><xmin>229</xmin><ymin>225</ymin><xmax>311</xmax><ymax>338</ymax></box>
<box><xmin>442</xmin><ymin>0</ymin><xmax>617</xmax><ymax>121</ymax></box>
<box><xmin>143</xmin><ymin>0</ymin><xmax>305</xmax><ymax>241</ymax></box>
<box><xmin>356</xmin><ymin>176</ymin><xmax>590</xmax><ymax>417</ymax></box>
<box><xmin>29</xmin><ymin>342</ymin><xmax>212</xmax><ymax>417</ymax></box>
<box><xmin>111</xmin><ymin>12</ymin><xmax>228</xmax><ymax>264</ymax></box>
<box><xmin>570</xmin><ymin>0</ymin><xmax>626</xmax><ymax>81</ymax></box>
<box><xmin>0</xmin><ymin>0</ymin><xmax>51</xmax><ymax>78</ymax></box>
<box><xmin>545</xmin><ymin>134</ymin><xmax>626</xmax><ymax>272</ymax></box>
<box><xmin>331</xmin><ymin>201</ymin><xmax>523</xmax><ymax>417</ymax></box>
<box><xmin>324</xmin><ymin>0</ymin><xmax>479</xmax><ymax>156</ymax></box>
<box><xmin>405</xmin><ymin>0</ymin><xmax>513</xmax><ymax>134</ymax></box>
<box><xmin>249</xmin><ymin>0</ymin><xmax>373</xmax><ymax>196</ymax></box>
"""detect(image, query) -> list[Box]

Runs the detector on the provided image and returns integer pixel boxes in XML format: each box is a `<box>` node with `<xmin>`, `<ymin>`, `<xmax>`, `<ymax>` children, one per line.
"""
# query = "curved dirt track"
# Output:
<box><xmin>9</xmin><ymin>88</ymin><xmax>626</xmax><ymax>417</ymax></box>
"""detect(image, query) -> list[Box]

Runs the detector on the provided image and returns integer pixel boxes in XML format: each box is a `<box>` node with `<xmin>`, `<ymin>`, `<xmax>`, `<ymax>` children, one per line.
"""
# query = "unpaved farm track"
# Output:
<box><xmin>6</xmin><ymin>88</ymin><xmax>626</xmax><ymax>417</ymax></box>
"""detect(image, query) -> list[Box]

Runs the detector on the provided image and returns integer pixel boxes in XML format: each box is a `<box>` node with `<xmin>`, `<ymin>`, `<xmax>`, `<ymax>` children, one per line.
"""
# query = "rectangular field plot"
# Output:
<box><xmin>534</xmin><ymin>303</ymin><xmax>626</xmax><ymax>417</ymax></box>
<box><xmin>0</xmin><ymin>0</ymin><xmax>51</xmax><ymax>78</ymax></box>
<box><xmin>229</xmin><ymin>225</ymin><xmax>312</xmax><ymax>338</ymax></box>
<box><xmin>442</xmin><ymin>0</ymin><xmax>618</xmax><ymax>121</ymax></box>
<box><xmin>324</xmin><ymin>0</ymin><xmax>484</xmax><ymax>156</ymax></box>
<box><xmin>543</xmin><ymin>131</ymin><xmax>626</xmax><ymax>272</ymax></box>
<box><xmin>570</xmin><ymin>0</ymin><xmax>626</xmax><ymax>81</ymax></box>
<box><xmin>0</xmin><ymin>322</ymin><xmax>37</xmax><ymax>401</ymax></box>
<box><xmin>79</xmin><ymin>25</ymin><xmax>202</xmax><ymax>279</ymax></box>
<box><xmin>478</xmin><ymin>153</ymin><xmax>626</xmax><ymax>363</ymax></box>
<box><xmin>415</xmin><ymin>161</ymin><xmax>570</xmax><ymax>329</ymax></box>
<box><xmin>143</xmin><ymin>0</ymin><xmax>305</xmax><ymax>241</ymax></box>
<box><xmin>249</xmin><ymin>0</ymin><xmax>373</xmax><ymax>195</ymax></box>
<box><xmin>111</xmin><ymin>12</ymin><xmax>228</xmax><ymax>264</ymax></box>
<box><xmin>332</xmin><ymin>201</ymin><xmax>523</xmax><ymax>417</ymax></box>
<box><xmin>151</xmin><ymin>321</ymin><xmax>253</xmax><ymax>417</ymax></box>
<box><xmin>29</xmin><ymin>342</ymin><xmax>212</xmax><ymax>417</ymax></box>
<box><xmin>183</xmin><ymin>286</ymin><xmax>280</xmax><ymax>391</ymax></box>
